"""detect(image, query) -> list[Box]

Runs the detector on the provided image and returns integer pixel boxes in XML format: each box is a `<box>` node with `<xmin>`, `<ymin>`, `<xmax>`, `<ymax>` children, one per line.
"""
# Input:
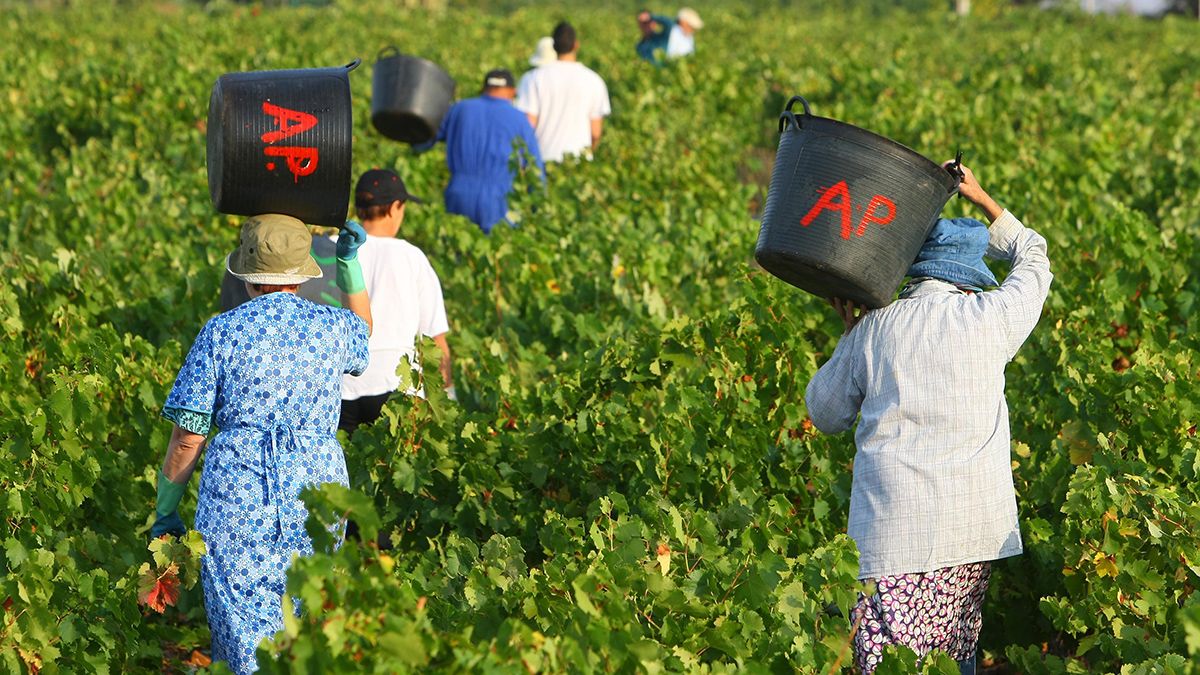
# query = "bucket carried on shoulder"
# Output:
<box><xmin>755</xmin><ymin>96</ymin><xmax>961</xmax><ymax>309</ymax></box>
<box><xmin>207</xmin><ymin>59</ymin><xmax>360</xmax><ymax>227</ymax></box>
<box><xmin>370</xmin><ymin>47</ymin><xmax>456</xmax><ymax>145</ymax></box>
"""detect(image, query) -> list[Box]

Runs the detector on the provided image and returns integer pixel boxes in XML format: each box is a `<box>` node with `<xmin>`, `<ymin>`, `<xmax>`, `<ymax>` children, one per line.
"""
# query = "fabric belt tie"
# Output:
<box><xmin>230</xmin><ymin>423</ymin><xmax>324</xmax><ymax>543</ymax></box>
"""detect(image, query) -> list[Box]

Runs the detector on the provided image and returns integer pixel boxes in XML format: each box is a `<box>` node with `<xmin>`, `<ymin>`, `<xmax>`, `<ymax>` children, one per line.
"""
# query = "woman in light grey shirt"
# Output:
<box><xmin>806</xmin><ymin>163</ymin><xmax>1053</xmax><ymax>674</ymax></box>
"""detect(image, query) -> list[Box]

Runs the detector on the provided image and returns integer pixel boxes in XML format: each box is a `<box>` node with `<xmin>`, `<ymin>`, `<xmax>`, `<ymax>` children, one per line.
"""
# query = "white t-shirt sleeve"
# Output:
<box><xmin>515</xmin><ymin>72</ymin><xmax>538</xmax><ymax>115</ymax></box>
<box><xmin>418</xmin><ymin>256</ymin><xmax>450</xmax><ymax>337</ymax></box>
<box><xmin>592</xmin><ymin>74</ymin><xmax>611</xmax><ymax>119</ymax></box>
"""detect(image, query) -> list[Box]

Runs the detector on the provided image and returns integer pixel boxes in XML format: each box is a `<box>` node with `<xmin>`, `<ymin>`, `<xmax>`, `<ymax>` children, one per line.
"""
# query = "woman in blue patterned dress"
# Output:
<box><xmin>148</xmin><ymin>214</ymin><xmax>373</xmax><ymax>673</ymax></box>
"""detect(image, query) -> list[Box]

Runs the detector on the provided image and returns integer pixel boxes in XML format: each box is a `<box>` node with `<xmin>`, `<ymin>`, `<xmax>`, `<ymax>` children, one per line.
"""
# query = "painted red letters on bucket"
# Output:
<box><xmin>260</xmin><ymin>102</ymin><xmax>319</xmax><ymax>183</ymax></box>
<box><xmin>800</xmin><ymin>181</ymin><xmax>897</xmax><ymax>240</ymax></box>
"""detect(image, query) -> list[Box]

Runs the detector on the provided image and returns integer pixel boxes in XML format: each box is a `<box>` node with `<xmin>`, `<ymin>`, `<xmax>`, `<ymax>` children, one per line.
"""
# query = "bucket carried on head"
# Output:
<box><xmin>755</xmin><ymin>96</ymin><xmax>961</xmax><ymax>309</ymax></box>
<box><xmin>207</xmin><ymin>59</ymin><xmax>360</xmax><ymax>228</ymax></box>
<box><xmin>370</xmin><ymin>47</ymin><xmax>456</xmax><ymax>145</ymax></box>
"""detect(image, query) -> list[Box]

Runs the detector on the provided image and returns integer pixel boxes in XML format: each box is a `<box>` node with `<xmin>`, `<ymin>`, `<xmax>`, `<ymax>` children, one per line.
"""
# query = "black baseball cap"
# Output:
<box><xmin>354</xmin><ymin>168</ymin><xmax>424</xmax><ymax>207</ymax></box>
<box><xmin>483</xmin><ymin>68</ymin><xmax>515</xmax><ymax>89</ymax></box>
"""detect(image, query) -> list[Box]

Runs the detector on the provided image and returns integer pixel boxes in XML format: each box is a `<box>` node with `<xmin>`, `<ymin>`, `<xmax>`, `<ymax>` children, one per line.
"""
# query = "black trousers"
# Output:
<box><xmin>338</xmin><ymin>391</ymin><xmax>392</xmax><ymax>436</ymax></box>
<box><xmin>340</xmin><ymin>392</ymin><xmax>394</xmax><ymax>550</ymax></box>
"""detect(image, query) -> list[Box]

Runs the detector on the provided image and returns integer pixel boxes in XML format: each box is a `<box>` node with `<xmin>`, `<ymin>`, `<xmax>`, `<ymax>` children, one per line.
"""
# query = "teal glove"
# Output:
<box><xmin>336</xmin><ymin>257</ymin><xmax>366</xmax><ymax>295</ymax></box>
<box><xmin>150</xmin><ymin>472</ymin><xmax>187</xmax><ymax>538</ymax></box>
<box><xmin>337</xmin><ymin>221</ymin><xmax>368</xmax><ymax>261</ymax></box>
<box><xmin>336</xmin><ymin>221</ymin><xmax>368</xmax><ymax>295</ymax></box>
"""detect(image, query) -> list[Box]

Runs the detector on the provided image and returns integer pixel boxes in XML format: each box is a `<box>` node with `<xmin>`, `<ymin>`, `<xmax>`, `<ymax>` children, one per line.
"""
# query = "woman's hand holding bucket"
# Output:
<box><xmin>831</xmin><ymin>297</ymin><xmax>868</xmax><ymax>334</ymax></box>
<box><xmin>946</xmin><ymin>161</ymin><xmax>1003</xmax><ymax>223</ymax></box>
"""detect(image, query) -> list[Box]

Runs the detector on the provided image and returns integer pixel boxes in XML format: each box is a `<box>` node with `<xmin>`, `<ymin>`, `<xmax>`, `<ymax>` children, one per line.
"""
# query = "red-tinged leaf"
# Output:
<box><xmin>136</xmin><ymin>564</ymin><xmax>158</xmax><ymax>600</ymax></box>
<box><xmin>138</xmin><ymin>564</ymin><xmax>181</xmax><ymax>613</ymax></box>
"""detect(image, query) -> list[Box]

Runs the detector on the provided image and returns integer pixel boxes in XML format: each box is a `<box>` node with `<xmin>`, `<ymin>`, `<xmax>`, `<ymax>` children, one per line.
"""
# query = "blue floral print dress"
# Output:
<box><xmin>162</xmin><ymin>292</ymin><xmax>368</xmax><ymax>674</ymax></box>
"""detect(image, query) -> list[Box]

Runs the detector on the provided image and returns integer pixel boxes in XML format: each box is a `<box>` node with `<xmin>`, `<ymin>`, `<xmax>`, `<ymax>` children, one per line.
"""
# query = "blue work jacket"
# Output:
<box><xmin>436</xmin><ymin>95</ymin><xmax>544</xmax><ymax>233</ymax></box>
<box><xmin>636</xmin><ymin>14</ymin><xmax>675</xmax><ymax>65</ymax></box>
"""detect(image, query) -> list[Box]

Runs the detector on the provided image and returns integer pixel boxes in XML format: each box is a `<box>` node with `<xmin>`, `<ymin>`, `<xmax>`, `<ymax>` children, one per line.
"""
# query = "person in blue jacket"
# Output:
<box><xmin>636</xmin><ymin>7</ymin><xmax>703</xmax><ymax>65</ymax></box>
<box><xmin>435</xmin><ymin>68</ymin><xmax>544</xmax><ymax>234</ymax></box>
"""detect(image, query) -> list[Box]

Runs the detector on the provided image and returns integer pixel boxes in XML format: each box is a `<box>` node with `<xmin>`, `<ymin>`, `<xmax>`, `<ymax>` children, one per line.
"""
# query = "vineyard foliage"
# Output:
<box><xmin>2</xmin><ymin>0</ymin><xmax>1199</xmax><ymax>672</ymax></box>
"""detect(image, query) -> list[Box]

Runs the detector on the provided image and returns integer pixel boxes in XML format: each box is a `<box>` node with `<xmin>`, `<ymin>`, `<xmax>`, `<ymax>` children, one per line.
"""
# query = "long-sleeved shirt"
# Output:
<box><xmin>437</xmin><ymin>94</ymin><xmax>543</xmax><ymax>233</ymax></box>
<box><xmin>636</xmin><ymin>14</ymin><xmax>694</xmax><ymax>64</ymax></box>
<box><xmin>805</xmin><ymin>210</ymin><xmax>1053</xmax><ymax>579</ymax></box>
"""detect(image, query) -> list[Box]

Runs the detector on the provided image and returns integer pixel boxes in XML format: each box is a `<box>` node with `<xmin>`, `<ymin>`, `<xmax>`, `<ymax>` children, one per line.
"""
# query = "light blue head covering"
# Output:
<box><xmin>906</xmin><ymin>217</ymin><xmax>998</xmax><ymax>289</ymax></box>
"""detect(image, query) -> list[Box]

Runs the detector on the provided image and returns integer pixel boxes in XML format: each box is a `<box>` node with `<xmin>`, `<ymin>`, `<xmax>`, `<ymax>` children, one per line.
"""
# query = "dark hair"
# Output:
<box><xmin>356</xmin><ymin>201</ymin><xmax>400</xmax><ymax>222</ymax></box>
<box><xmin>251</xmin><ymin>284</ymin><xmax>300</xmax><ymax>294</ymax></box>
<box><xmin>552</xmin><ymin>21</ymin><xmax>576</xmax><ymax>55</ymax></box>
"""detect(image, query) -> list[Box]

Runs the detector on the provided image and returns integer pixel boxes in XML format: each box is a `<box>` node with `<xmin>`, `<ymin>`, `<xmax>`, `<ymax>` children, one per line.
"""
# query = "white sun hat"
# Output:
<box><xmin>529</xmin><ymin>36</ymin><xmax>556</xmax><ymax>66</ymax></box>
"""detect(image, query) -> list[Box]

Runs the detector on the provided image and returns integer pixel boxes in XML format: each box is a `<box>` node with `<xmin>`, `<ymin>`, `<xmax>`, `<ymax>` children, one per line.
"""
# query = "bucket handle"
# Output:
<box><xmin>377</xmin><ymin>46</ymin><xmax>401</xmax><ymax>61</ymax></box>
<box><xmin>945</xmin><ymin>149</ymin><xmax>964</xmax><ymax>195</ymax></box>
<box><xmin>778</xmin><ymin>95</ymin><xmax>813</xmax><ymax>133</ymax></box>
<box><xmin>344</xmin><ymin>58</ymin><xmax>362</xmax><ymax>72</ymax></box>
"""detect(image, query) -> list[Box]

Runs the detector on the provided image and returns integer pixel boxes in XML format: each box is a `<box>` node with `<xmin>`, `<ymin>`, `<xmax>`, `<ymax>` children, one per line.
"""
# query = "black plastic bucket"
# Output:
<box><xmin>207</xmin><ymin>59</ymin><xmax>360</xmax><ymax>227</ymax></box>
<box><xmin>370</xmin><ymin>47</ymin><xmax>456</xmax><ymax>144</ymax></box>
<box><xmin>755</xmin><ymin>96</ymin><xmax>960</xmax><ymax>309</ymax></box>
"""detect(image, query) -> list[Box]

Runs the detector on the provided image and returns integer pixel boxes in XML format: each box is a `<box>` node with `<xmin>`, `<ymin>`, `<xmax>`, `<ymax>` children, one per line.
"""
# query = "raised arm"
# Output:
<box><xmin>336</xmin><ymin>221</ymin><xmax>373</xmax><ymax>336</ymax></box>
<box><xmin>955</xmin><ymin>163</ymin><xmax>1053</xmax><ymax>359</ymax></box>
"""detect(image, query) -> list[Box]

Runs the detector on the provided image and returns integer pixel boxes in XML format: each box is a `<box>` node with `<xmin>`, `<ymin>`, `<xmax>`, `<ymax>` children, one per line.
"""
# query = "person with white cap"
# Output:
<box><xmin>149</xmin><ymin>214</ymin><xmax>372</xmax><ymax>674</ymax></box>
<box><xmin>527</xmin><ymin>36</ymin><xmax>556</xmax><ymax>68</ymax></box>
<box><xmin>804</xmin><ymin>164</ymin><xmax>1053</xmax><ymax>675</ymax></box>
<box><xmin>636</xmin><ymin>7</ymin><xmax>704</xmax><ymax>64</ymax></box>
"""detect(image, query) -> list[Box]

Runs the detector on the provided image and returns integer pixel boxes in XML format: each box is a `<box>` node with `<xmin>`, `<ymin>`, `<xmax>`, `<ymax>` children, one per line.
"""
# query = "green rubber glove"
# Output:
<box><xmin>336</xmin><ymin>257</ymin><xmax>366</xmax><ymax>295</ymax></box>
<box><xmin>150</xmin><ymin>472</ymin><xmax>187</xmax><ymax>538</ymax></box>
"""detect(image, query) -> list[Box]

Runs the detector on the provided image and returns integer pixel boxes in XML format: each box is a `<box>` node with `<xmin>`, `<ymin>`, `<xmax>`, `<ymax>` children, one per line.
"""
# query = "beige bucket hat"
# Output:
<box><xmin>225</xmin><ymin>214</ymin><xmax>322</xmax><ymax>285</ymax></box>
<box><xmin>677</xmin><ymin>7</ymin><xmax>703</xmax><ymax>29</ymax></box>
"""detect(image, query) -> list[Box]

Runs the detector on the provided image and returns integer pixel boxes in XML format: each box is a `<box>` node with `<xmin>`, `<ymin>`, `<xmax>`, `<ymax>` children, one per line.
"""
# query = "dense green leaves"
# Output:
<box><xmin>2</xmin><ymin>0</ymin><xmax>1198</xmax><ymax>672</ymax></box>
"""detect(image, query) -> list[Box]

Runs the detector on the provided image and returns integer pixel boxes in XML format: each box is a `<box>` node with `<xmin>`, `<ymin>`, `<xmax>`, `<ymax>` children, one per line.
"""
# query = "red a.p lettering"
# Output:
<box><xmin>264</xmin><ymin>146</ymin><xmax>318</xmax><ymax>183</ymax></box>
<box><xmin>260</xmin><ymin>102</ymin><xmax>318</xmax><ymax>143</ymax></box>
<box><xmin>856</xmin><ymin>194</ymin><xmax>896</xmax><ymax>236</ymax></box>
<box><xmin>800</xmin><ymin>181</ymin><xmax>853</xmax><ymax>239</ymax></box>
<box><xmin>800</xmin><ymin>182</ymin><xmax>897</xmax><ymax>240</ymax></box>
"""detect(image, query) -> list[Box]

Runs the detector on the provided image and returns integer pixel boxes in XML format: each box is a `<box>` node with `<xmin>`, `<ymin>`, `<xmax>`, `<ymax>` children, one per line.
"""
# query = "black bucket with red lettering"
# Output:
<box><xmin>370</xmin><ymin>47</ymin><xmax>456</xmax><ymax>144</ymax></box>
<box><xmin>207</xmin><ymin>59</ymin><xmax>360</xmax><ymax>227</ymax></box>
<box><xmin>755</xmin><ymin>96</ymin><xmax>961</xmax><ymax>309</ymax></box>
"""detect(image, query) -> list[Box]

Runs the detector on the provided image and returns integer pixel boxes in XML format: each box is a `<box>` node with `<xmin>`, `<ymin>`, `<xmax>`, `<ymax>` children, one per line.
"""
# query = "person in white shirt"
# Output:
<box><xmin>527</xmin><ymin>35</ymin><xmax>556</xmax><ymax>68</ymax></box>
<box><xmin>805</xmin><ymin>163</ymin><xmax>1053</xmax><ymax>674</ymax></box>
<box><xmin>516</xmin><ymin>21</ymin><xmax>612</xmax><ymax>163</ymax></box>
<box><xmin>636</xmin><ymin>7</ymin><xmax>703</xmax><ymax>64</ymax></box>
<box><xmin>339</xmin><ymin>168</ymin><xmax>454</xmax><ymax>434</ymax></box>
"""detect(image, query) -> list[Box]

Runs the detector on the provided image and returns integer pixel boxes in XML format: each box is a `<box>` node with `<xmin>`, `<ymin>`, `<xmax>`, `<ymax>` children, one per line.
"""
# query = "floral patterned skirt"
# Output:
<box><xmin>852</xmin><ymin>561</ymin><xmax>991</xmax><ymax>673</ymax></box>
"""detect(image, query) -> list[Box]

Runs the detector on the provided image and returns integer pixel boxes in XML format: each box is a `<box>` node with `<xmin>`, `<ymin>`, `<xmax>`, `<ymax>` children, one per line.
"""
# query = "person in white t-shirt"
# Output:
<box><xmin>636</xmin><ymin>7</ymin><xmax>703</xmax><ymax>65</ymax></box>
<box><xmin>338</xmin><ymin>168</ymin><xmax>454</xmax><ymax>435</ymax></box>
<box><xmin>515</xmin><ymin>21</ymin><xmax>612</xmax><ymax>163</ymax></box>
